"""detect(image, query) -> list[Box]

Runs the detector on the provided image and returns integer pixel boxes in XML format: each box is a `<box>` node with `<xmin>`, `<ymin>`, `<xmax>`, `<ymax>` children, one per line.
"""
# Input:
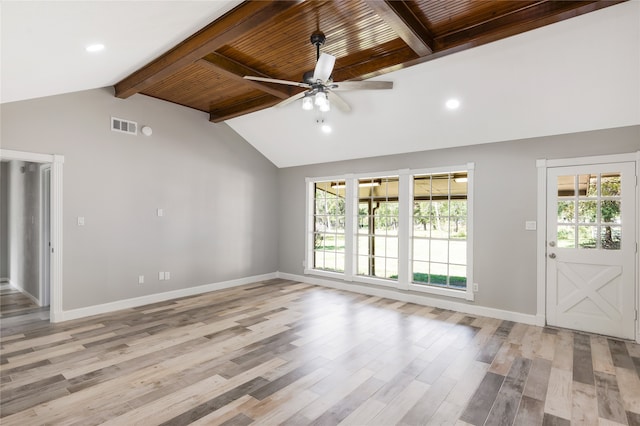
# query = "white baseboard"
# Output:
<box><xmin>5</xmin><ymin>279</ymin><xmax>42</xmax><ymax>307</ymax></box>
<box><xmin>0</xmin><ymin>277</ymin><xmax>10</xmax><ymax>283</ymax></box>
<box><xmin>53</xmin><ymin>272</ymin><xmax>278</xmax><ymax>323</ymax></box>
<box><xmin>277</xmin><ymin>272</ymin><xmax>543</xmax><ymax>326</ymax></box>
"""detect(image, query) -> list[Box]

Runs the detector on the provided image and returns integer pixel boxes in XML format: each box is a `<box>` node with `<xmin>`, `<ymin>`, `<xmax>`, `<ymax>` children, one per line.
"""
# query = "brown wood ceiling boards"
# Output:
<box><xmin>114</xmin><ymin>0</ymin><xmax>624</xmax><ymax>123</ymax></box>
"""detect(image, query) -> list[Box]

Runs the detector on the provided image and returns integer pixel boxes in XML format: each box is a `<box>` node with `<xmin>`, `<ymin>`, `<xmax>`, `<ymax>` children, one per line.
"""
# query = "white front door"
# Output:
<box><xmin>546</xmin><ymin>162</ymin><xmax>636</xmax><ymax>339</ymax></box>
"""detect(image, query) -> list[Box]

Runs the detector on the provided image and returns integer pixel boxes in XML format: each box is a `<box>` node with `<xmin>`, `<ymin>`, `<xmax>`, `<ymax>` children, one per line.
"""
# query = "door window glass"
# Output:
<box><xmin>556</xmin><ymin>172</ymin><xmax>621</xmax><ymax>250</ymax></box>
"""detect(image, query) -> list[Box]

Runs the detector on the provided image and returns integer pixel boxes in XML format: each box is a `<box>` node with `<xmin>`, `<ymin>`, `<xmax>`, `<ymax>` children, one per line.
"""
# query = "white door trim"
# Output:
<box><xmin>0</xmin><ymin>149</ymin><xmax>64</xmax><ymax>322</ymax></box>
<box><xmin>40</xmin><ymin>164</ymin><xmax>51</xmax><ymax>307</ymax></box>
<box><xmin>536</xmin><ymin>151</ymin><xmax>640</xmax><ymax>342</ymax></box>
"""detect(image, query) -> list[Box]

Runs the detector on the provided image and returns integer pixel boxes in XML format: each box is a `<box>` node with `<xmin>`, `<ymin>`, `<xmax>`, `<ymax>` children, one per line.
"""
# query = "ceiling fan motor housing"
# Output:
<box><xmin>310</xmin><ymin>31</ymin><xmax>326</xmax><ymax>47</ymax></box>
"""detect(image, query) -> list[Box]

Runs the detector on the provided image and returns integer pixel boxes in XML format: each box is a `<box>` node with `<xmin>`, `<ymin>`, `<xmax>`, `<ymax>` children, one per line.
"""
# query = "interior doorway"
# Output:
<box><xmin>0</xmin><ymin>149</ymin><xmax>64</xmax><ymax>322</ymax></box>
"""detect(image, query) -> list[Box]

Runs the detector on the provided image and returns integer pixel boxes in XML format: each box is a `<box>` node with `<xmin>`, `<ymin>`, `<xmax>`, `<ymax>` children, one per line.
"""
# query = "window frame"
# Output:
<box><xmin>305</xmin><ymin>163</ymin><xmax>474</xmax><ymax>301</ymax></box>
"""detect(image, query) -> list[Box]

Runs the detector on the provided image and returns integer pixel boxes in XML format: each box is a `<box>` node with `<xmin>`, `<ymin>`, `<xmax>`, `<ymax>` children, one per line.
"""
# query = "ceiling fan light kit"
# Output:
<box><xmin>243</xmin><ymin>30</ymin><xmax>393</xmax><ymax>119</ymax></box>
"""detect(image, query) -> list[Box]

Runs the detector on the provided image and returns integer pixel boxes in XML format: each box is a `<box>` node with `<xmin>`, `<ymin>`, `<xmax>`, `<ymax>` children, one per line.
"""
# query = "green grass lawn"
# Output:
<box><xmin>391</xmin><ymin>272</ymin><xmax>466</xmax><ymax>288</ymax></box>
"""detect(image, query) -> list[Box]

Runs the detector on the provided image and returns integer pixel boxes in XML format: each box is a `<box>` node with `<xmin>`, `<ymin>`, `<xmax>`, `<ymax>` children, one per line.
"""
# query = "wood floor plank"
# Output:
<box><xmin>485</xmin><ymin>356</ymin><xmax>531</xmax><ymax>425</ymax></box>
<box><xmin>523</xmin><ymin>357</ymin><xmax>552</xmax><ymax>401</ymax></box>
<box><xmin>1</xmin><ymin>279</ymin><xmax>639</xmax><ymax>425</ymax></box>
<box><xmin>614</xmin><ymin>366</ymin><xmax>640</xmax><ymax>414</ymax></box>
<box><xmin>544</xmin><ymin>367</ymin><xmax>573</xmax><ymax>421</ymax></box>
<box><xmin>458</xmin><ymin>371</ymin><xmax>505</xmax><ymax>425</ymax></box>
<box><xmin>594</xmin><ymin>371</ymin><xmax>629</xmax><ymax>424</ymax></box>
<box><xmin>571</xmin><ymin>381</ymin><xmax>598</xmax><ymax>425</ymax></box>
<box><xmin>514</xmin><ymin>395</ymin><xmax>545</xmax><ymax>425</ymax></box>
<box><xmin>592</xmin><ymin>335</ymin><xmax>617</xmax><ymax>375</ymax></box>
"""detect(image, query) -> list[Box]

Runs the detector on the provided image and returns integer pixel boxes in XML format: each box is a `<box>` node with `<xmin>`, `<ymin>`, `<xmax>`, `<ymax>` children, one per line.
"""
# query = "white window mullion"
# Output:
<box><xmin>344</xmin><ymin>175</ymin><xmax>356</xmax><ymax>281</ymax></box>
<box><xmin>304</xmin><ymin>178</ymin><xmax>314</xmax><ymax>274</ymax></box>
<box><xmin>398</xmin><ymin>170</ymin><xmax>411</xmax><ymax>290</ymax></box>
<box><xmin>465</xmin><ymin>162</ymin><xmax>475</xmax><ymax>301</ymax></box>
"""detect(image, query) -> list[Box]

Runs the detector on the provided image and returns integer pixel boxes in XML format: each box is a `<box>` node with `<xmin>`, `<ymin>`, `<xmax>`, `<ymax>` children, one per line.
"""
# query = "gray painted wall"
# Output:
<box><xmin>6</xmin><ymin>161</ymin><xmax>41</xmax><ymax>299</ymax></box>
<box><xmin>277</xmin><ymin>126</ymin><xmax>640</xmax><ymax>315</ymax></box>
<box><xmin>0</xmin><ymin>88</ymin><xmax>279</xmax><ymax>310</ymax></box>
<box><xmin>0</xmin><ymin>162</ymin><xmax>9</xmax><ymax>279</ymax></box>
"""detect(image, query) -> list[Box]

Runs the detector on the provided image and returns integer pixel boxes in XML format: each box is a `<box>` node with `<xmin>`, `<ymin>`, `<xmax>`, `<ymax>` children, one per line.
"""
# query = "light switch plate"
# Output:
<box><xmin>525</xmin><ymin>221</ymin><xmax>537</xmax><ymax>231</ymax></box>
<box><xmin>77</xmin><ymin>216</ymin><xmax>85</xmax><ymax>226</ymax></box>
<box><xmin>157</xmin><ymin>208</ymin><xmax>164</xmax><ymax>217</ymax></box>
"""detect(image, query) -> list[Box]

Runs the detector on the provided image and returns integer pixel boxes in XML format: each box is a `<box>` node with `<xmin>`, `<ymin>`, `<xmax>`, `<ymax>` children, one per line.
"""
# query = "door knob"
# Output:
<box><xmin>549</xmin><ymin>253</ymin><xmax>556</xmax><ymax>259</ymax></box>
<box><xmin>549</xmin><ymin>241</ymin><xmax>556</xmax><ymax>247</ymax></box>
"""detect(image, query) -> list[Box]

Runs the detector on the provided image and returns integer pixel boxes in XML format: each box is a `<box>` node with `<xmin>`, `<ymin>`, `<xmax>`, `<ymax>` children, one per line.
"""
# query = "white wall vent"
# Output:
<box><xmin>111</xmin><ymin>117</ymin><xmax>137</xmax><ymax>135</ymax></box>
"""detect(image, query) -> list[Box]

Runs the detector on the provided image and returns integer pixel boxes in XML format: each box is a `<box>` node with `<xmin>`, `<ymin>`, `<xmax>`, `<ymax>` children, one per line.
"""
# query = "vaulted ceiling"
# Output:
<box><xmin>115</xmin><ymin>0</ymin><xmax>624</xmax><ymax>123</ymax></box>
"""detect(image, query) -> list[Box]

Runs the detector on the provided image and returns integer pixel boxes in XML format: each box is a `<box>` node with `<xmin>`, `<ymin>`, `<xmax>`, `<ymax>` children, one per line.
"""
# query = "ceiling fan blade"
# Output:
<box><xmin>330</xmin><ymin>80</ymin><xmax>393</xmax><ymax>91</ymax></box>
<box><xmin>244</xmin><ymin>75</ymin><xmax>311</xmax><ymax>89</ymax></box>
<box><xmin>275</xmin><ymin>91</ymin><xmax>308</xmax><ymax>108</ymax></box>
<box><xmin>312</xmin><ymin>53</ymin><xmax>336</xmax><ymax>83</ymax></box>
<box><xmin>327</xmin><ymin>91</ymin><xmax>351</xmax><ymax>113</ymax></box>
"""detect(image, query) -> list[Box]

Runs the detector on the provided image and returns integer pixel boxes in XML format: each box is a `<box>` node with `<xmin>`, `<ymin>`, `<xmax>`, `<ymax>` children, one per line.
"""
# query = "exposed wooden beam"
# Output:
<box><xmin>358</xmin><ymin>0</ymin><xmax>623</xmax><ymax>81</ymax></box>
<box><xmin>209</xmin><ymin>95</ymin><xmax>281</xmax><ymax>123</ymax></box>
<box><xmin>114</xmin><ymin>1</ymin><xmax>302</xmax><ymax>99</ymax></box>
<box><xmin>198</xmin><ymin>54</ymin><xmax>292</xmax><ymax>100</ymax></box>
<box><xmin>434</xmin><ymin>0</ymin><xmax>622</xmax><ymax>50</ymax></box>
<box><xmin>364</xmin><ymin>0</ymin><xmax>434</xmax><ymax>57</ymax></box>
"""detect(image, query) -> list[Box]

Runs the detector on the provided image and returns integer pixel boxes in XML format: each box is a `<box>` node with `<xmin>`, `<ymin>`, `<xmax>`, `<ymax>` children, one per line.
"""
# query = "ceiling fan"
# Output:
<box><xmin>244</xmin><ymin>31</ymin><xmax>393</xmax><ymax>113</ymax></box>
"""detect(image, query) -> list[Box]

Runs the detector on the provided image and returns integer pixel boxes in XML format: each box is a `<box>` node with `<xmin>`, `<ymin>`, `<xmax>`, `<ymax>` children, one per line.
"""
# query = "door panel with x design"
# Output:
<box><xmin>547</xmin><ymin>162</ymin><xmax>636</xmax><ymax>339</ymax></box>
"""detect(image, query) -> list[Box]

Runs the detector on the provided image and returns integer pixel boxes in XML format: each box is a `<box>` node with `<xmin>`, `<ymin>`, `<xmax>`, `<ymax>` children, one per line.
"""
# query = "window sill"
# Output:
<box><xmin>352</xmin><ymin>275</ymin><xmax>398</xmax><ymax>288</ymax></box>
<box><xmin>408</xmin><ymin>282</ymin><xmax>473</xmax><ymax>301</ymax></box>
<box><xmin>304</xmin><ymin>269</ymin><xmax>344</xmax><ymax>280</ymax></box>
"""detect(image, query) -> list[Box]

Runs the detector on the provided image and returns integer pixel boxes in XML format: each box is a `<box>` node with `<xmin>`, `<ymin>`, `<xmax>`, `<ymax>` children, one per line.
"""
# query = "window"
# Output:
<box><xmin>312</xmin><ymin>180</ymin><xmax>346</xmax><ymax>272</ymax></box>
<box><xmin>306</xmin><ymin>164</ymin><xmax>473</xmax><ymax>300</ymax></box>
<box><xmin>556</xmin><ymin>172</ymin><xmax>621</xmax><ymax>250</ymax></box>
<box><xmin>412</xmin><ymin>172</ymin><xmax>468</xmax><ymax>289</ymax></box>
<box><xmin>357</xmin><ymin>177</ymin><xmax>399</xmax><ymax>280</ymax></box>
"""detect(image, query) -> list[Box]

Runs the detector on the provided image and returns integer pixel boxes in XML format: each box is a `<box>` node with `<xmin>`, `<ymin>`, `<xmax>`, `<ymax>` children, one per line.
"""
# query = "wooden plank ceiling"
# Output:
<box><xmin>114</xmin><ymin>0</ymin><xmax>623</xmax><ymax>123</ymax></box>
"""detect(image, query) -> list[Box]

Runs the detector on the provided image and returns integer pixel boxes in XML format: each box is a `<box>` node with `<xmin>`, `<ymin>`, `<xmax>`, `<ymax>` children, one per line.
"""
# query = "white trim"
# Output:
<box><xmin>39</xmin><ymin>164</ymin><xmax>51</xmax><ymax>308</ymax></box>
<box><xmin>465</xmin><ymin>164</ymin><xmax>475</xmax><ymax>301</ymax></box>
<box><xmin>536</xmin><ymin>159</ymin><xmax>547</xmax><ymax>325</ymax></box>
<box><xmin>0</xmin><ymin>149</ymin><xmax>55</xmax><ymax>164</ymax></box>
<box><xmin>397</xmin><ymin>172</ymin><xmax>411</xmax><ymax>290</ymax></box>
<box><xmin>0</xmin><ymin>149</ymin><xmax>64</xmax><ymax>322</ymax></box>
<box><xmin>546</xmin><ymin>153</ymin><xmax>638</xmax><ymax>168</ymax></box>
<box><xmin>636</xmin><ymin>151</ymin><xmax>640</xmax><ymax>343</ymax></box>
<box><xmin>278</xmin><ymin>272</ymin><xmax>542</xmax><ymax>326</ymax></box>
<box><xmin>56</xmin><ymin>272</ymin><xmax>277</xmax><ymax>322</ymax></box>
<box><xmin>344</xmin><ymin>174</ymin><xmax>355</xmax><ymax>280</ymax></box>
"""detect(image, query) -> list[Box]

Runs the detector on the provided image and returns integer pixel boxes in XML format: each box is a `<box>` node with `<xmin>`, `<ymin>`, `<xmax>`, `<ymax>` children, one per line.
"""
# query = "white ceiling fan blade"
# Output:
<box><xmin>275</xmin><ymin>91</ymin><xmax>308</xmax><ymax>108</ymax></box>
<box><xmin>327</xmin><ymin>90</ymin><xmax>351</xmax><ymax>113</ymax></box>
<box><xmin>312</xmin><ymin>53</ymin><xmax>336</xmax><ymax>83</ymax></box>
<box><xmin>330</xmin><ymin>80</ymin><xmax>393</xmax><ymax>91</ymax></box>
<box><xmin>244</xmin><ymin>75</ymin><xmax>311</xmax><ymax>89</ymax></box>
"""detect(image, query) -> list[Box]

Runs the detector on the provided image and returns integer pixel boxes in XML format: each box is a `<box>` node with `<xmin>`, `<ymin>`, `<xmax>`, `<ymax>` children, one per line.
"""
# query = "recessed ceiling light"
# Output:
<box><xmin>86</xmin><ymin>44</ymin><xmax>105</xmax><ymax>53</ymax></box>
<box><xmin>446</xmin><ymin>98</ymin><xmax>460</xmax><ymax>110</ymax></box>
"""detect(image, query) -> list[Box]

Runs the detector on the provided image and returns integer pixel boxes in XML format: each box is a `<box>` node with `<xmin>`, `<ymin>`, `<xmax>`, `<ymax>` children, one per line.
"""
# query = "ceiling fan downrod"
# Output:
<box><xmin>310</xmin><ymin>30</ymin><xmax>326</xmax><ymax>61</ymax></box>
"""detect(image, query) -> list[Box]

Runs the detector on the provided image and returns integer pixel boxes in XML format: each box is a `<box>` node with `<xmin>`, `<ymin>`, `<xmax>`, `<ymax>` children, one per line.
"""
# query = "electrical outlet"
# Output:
<box><xmin>159</xmin><ymin>272</ymin><xmax>165</xmax><ymax>281</ymax></box>
<box><xmin>165</xmin><ymin>271</ymin><xmax>170</xmax><ymax>280</ymax></box>
<box><xmin>473</xmin><ymin>283</ymin><xmax>479</xmax><ymax>292</ymax></box>
<box><xmin>138</xmin><ymin>275</ymin><xmax>144</xmax><ymax>284</ymax></box>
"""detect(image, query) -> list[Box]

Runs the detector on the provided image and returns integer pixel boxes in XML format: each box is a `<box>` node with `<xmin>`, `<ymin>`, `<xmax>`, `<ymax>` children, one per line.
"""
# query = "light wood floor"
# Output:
<box><xmin>1</xmin><ymin>279</ymin><xmax>639</xmax><ymax>425</ymax></box>
<box><xmin>0</xmin><ymin>282</ymin><xmax>46</xmax><ymax>319</ymax></box>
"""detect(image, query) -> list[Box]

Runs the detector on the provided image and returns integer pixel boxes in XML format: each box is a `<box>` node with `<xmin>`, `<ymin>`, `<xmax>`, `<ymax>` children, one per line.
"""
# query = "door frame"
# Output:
<box><xmin>536</xmin><ymin>152</ymin><xmax>640</xmax><ymax>342</ymax></box>
<box><xmin>0</xmin><ymin>149</ymin><xmax>64</xmax><ymax>322</ymax></box>
<box><xmin>40</xmin><ymin>164</ymin><xmax>51</xmax><ymax>307</ymax></box>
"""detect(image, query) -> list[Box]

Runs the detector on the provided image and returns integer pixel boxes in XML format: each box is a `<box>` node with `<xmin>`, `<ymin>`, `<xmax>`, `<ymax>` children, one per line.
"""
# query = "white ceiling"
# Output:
<box><xmin>2</xmin><ymin>1</ymin><xmax>639</xmax><ymax>168</ymax></box>
<box><xmin>0</xmin><ymin>1</ymin><xmax>241</xmax><ymax>103</ymax></box>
